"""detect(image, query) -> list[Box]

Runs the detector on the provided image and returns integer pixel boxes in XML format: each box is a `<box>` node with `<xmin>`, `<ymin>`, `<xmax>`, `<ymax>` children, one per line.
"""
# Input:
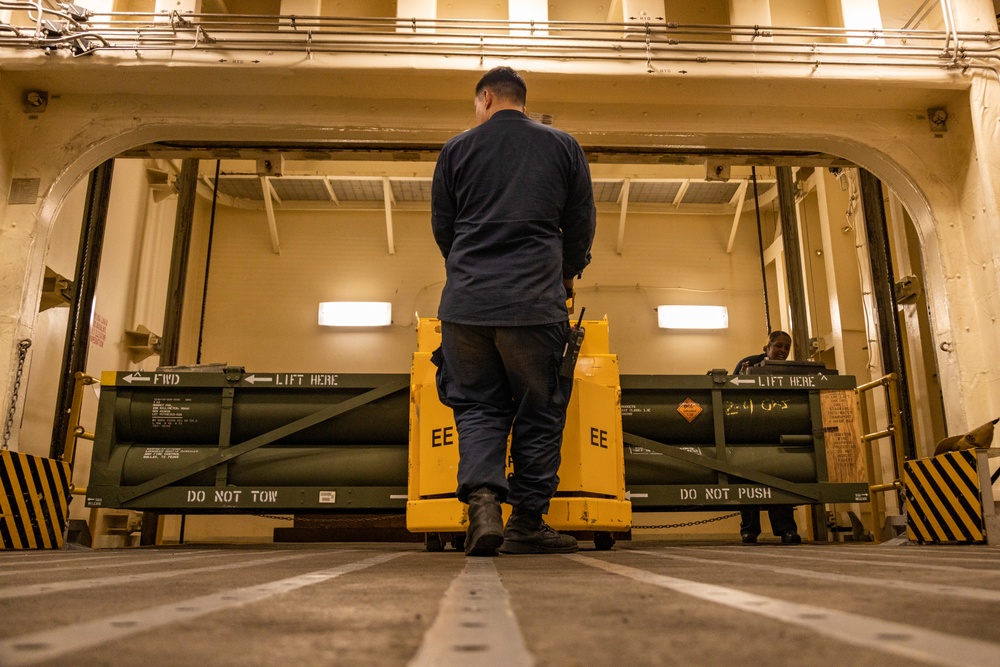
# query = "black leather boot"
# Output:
<box><xmin>780</xmin><ymin>531</ymin><xmax>802</xmax><ymax>544</ymax></box>
<box><xmin>465</xmin><ymin>487</ymin><xmax>503</xmax><ymax>557</ymax></box>
<box><xmin>499</xmin><ymin>511</ymin><xmax>578</xmax><ymax>554</ymax></box>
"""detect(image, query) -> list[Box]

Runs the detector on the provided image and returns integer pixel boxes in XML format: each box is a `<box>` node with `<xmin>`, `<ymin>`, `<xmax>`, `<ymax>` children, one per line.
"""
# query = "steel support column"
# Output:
<box><xmin>775</xmin><ymin>167</ymin><xmax>810</xmax><ymax>354</ymax></box>
<box><xmin>49</xmin><ymin>160</ymin><xmax>115</xmax><ymax>459</ymax></box>
<box><xmin>158</xmin><ymin>158</ymin><xmax>199</xmax><ymax>366</ymax></box>
<box><xmin>751</xmin><ymin>167</ymin><xmax>772</xmax><ymax>334</ymax></box>
<box><xmin>858</xmin><ymin>169</ymin><xmax>916</xmax><ymax>460</ymax></box>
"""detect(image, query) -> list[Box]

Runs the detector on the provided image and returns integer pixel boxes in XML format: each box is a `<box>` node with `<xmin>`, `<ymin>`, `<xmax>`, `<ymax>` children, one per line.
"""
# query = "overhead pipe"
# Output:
<box><xmin>939</xmin><ymin>0</ymin><xmax>962</xmax><ymax>64</ymax></box>
<box><xmin>1</xmin><ymin>11</ymin><xmax>997</xmax><ymax>78</ymax></box>
<box><xmin>12</xmin><ymin>10</ymin><xmax>986</xmax><ymax>42</ymax></box>
<box><xmin>0</xmin><ymin>16</ymin><xmax>996</xmax><ymax>83</ymax></box>
<box><xmin>1</xmin><ymin>36</ymin><xmax>989</xmax><ymax>77</ymax></box>
<box><xmin>0</xmin><ymin>27</ymin><xmax>978</xmax><ymax>53</ymax></box>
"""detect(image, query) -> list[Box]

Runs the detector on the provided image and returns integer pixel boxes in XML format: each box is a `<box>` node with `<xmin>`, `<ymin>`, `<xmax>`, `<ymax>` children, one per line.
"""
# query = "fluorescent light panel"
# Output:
<box><xmin>657</xmin><ymin>305</ymin><xmax>729</xmax><ymax>329</ymax></box>
<box><xmin>318</xmin><ymin>302</ymin><xmax>391</xmax><ymax>327</ymax></box>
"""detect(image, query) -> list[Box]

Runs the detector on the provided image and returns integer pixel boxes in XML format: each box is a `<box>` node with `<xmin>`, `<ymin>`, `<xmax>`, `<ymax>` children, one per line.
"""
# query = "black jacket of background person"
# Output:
<box><xmin>431</xmin><ymin>109</ymin><xmax>597</xmax><ymax>326</ymax></box>
<box><xmin>733</xmin><ymin>352</ymin><xmax>767</xmax><ymax>375</ymax></box>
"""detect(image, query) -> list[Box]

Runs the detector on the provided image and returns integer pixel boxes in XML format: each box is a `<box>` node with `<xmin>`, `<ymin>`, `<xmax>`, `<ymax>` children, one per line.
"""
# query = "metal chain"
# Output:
<box><xmin>255</xmin><ymin>512</ymin><xmax>744</xmax><ymax>529</ymax></box>
<box><xmin>634</xmin><ymin>511</ymin><xmax>740</xmax><ymax>530</ymax></box>
<box><xmin>2</xmin><ymin>339</ymin><xmax>32</xmax><ymax>450</ymax></box>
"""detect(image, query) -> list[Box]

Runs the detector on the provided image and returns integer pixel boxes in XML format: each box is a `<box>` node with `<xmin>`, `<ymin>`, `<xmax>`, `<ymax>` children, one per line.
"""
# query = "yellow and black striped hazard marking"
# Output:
<box><xmin>904</xmin><ymin>450</ymin><xmax>984</xmax><ymax>544</ymax></box>
<box><xmin>1</xmin><ymin>450</ymin><xmax>72</xmax><ymax>549</ymax></box>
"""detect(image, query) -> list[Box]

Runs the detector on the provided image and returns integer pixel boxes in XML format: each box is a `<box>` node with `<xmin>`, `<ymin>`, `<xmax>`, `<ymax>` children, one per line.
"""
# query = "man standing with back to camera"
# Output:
<box><xmin>431</xmin><ymin>66</ymin><xmax>596</xmax><ymax>557</ymax></box>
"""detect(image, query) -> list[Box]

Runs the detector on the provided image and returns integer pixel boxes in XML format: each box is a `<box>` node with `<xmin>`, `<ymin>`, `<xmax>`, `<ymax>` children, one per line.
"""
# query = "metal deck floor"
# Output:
<box><xmin>2</xmin><ymin>539</ymin><xmax>1000</xmax><ymax>666</ymax></box>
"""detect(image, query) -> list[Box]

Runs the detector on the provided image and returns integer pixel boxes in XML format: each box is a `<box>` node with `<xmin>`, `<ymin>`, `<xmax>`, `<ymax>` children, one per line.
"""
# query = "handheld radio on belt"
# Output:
<box><xmin>558</xmin><ymin>308</ymin><xmax>586</xmax><ymax>378</ymax></box>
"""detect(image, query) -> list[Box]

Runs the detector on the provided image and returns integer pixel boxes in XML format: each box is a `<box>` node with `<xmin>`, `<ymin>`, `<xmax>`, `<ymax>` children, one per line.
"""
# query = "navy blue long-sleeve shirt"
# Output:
<box><xmin>431</xmin><ymin>109</ymin><xmax>596</xmax><ymax>326</ymax></box>
<box><xmin>734</xmin><ymin>353</ymin><xmax>766</xmax><ymax>375</ymax></box>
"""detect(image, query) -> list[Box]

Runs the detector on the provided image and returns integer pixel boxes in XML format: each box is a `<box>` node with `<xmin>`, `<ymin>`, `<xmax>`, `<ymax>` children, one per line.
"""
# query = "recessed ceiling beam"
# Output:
<box><xmin>672</xmin><ymin>180</ymin><xmax>690</xmax><ymax>207</ymax></box>
<box><xmin>260</xmin><ymin>176</ymin><xmax>281</xmax><ymax>254</ymax></box>
<box><xmin>382</xmin><ymin>177</ymin><xmax>395</xmax><ymax>255</ymax></box>
<box><xmin>322</xmin><ymin>177</ymin><xmax>340</xmax><ymax>205</ymax></box>
<box><xmin>616</xmin><ymin>178</ymin><xmax>630</xmax><ymax>255</ymax></box>
<box><xmin>726</xmin><ymin>179</ymin><xmax>749</xmax><ymax>254</ymax></box>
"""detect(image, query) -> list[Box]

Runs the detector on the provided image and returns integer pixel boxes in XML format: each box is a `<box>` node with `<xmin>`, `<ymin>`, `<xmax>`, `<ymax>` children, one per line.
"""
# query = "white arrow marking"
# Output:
<box><xmin>123</xmin><ymin>372</ymin><xmax>151</xmax><ymax>384</ymax></box>
<box><xmin>729</xmin><ymin>377</ymin><xmax>757</xmax><ymax>386</ymax></box>
<box><xmin>245</xmin><ymin>374</ymin><xmax>273</xmax><ymax>385</ymax></box>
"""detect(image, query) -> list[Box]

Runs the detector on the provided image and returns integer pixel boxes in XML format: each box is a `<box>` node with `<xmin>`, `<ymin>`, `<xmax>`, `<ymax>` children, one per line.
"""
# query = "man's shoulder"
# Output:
<box><xmin>518</xmin><ymin>117</ymin><xmax>581</xmax><ymax>144</ymax></box>
<box><xmin>441</xmin><ymin>128</ymin><xmax>475</xmax><ymax>150</ymax></box>
<box><xmin>495</xmin><ymin>112</ymin><xmax>582</xmax><ymax>143</ymax></box>
<box><xmin>442</xmin><ymin>114</ymin><xmax>584</xmax><ymax>153</ymax></box>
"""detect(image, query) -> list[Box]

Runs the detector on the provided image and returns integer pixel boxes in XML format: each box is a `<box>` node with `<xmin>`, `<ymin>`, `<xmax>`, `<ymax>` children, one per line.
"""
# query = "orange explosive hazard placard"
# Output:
<box><xmin>677</xmin><ymin>398</ymin><xmax>703</xmax><ymax>423</ymax></box>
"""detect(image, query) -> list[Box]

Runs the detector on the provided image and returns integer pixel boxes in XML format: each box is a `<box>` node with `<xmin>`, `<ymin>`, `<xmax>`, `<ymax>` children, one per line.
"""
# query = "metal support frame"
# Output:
<box><xmin>49</xmin><ymin>160</ymin><xmax>115</xmax><ymax>460</ymax></box>
<box><xmin>159</xmin><ymin>158</ymin><xmax>199</xmax><ymax>366</ymax></box>
<box><xmin>624</xmin><ymin>432</ymin><xmax>823</xmax><ymax>501</ymax></box>
<box><xmin>750</xmin><ymin>167</ymin><xmax>772</xmax><ymax>334</ymax></box>
<box><xmin>776</xmin><ymin>166</ymin><xmax>810</xmax><ymax>356</ymax></box>
<box><xmin>86</xmin><ymin>372</ymin><xmax>411</xmax><ymax>510</ymax></box>
<box><xmin>120</xmin><ymin>377</ymin><xmax>409</xmax><ymax>503</ymax></box>
<box><xmin>858</xmin><ymin>169</ymin><xmax>916</xmax><ymax>460</ymax></box>
<box><xmin>620</xmin><ymin>372</ymin><xmax>870</xmax><ymax>515</ymax></box>
<box><xmin>88</xmin><ymin>368</ymin><xmax>871</xmax><ymax>533</ymax></box>
<box><xmin>710</xmin><ymin>382</ymin><xmax>728</xmax><ymax>486</ymax></box>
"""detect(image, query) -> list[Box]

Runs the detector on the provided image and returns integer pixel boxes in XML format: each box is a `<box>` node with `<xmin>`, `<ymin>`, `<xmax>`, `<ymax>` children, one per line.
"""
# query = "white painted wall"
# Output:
<box><xmin>190</xmin><ymin>197</ymin><xmax>776</xmax><ymax>376</ymax></box>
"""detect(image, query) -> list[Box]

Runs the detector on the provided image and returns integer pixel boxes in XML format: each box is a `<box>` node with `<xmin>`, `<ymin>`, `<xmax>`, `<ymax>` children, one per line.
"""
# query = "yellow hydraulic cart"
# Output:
<box><xmin>406</xmin><ymin>318</ymin><xmax>631</xmax><ymax>551</ymax></box>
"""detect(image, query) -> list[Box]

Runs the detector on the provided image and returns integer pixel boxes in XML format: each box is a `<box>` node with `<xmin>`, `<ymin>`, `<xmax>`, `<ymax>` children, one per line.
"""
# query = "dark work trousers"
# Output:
<box><xmin>740</xmin><ymin>505</ymin><xmax>797</xmax><ymax>537</ymax></box>
<box><xmin>434</xmin><ymin>321</ymin><xmax>573</xmax><ymax>516</ymax></box>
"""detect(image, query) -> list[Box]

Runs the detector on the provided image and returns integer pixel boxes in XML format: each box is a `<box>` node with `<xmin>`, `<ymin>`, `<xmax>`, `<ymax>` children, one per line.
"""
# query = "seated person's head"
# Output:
<box><xmin>764</xmin><ymin>331</ymin><xmax>792</xmax><ymax>361</ymax></box>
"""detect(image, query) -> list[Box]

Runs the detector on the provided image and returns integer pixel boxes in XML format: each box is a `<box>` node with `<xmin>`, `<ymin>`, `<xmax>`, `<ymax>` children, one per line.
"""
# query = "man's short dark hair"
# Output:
<box><xmin>475</xmin><ymin>66</ymin><xmax>527</xmax><ymax>106</ymax></box>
